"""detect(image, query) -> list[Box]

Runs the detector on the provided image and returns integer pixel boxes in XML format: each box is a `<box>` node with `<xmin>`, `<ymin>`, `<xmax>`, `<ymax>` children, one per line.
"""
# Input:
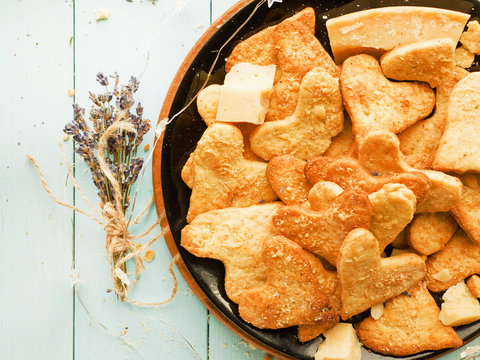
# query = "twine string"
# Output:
<box><xmin>27</xmin><ymin>123</ymin><xmax>178</xmax><ymax>305</ymax></box>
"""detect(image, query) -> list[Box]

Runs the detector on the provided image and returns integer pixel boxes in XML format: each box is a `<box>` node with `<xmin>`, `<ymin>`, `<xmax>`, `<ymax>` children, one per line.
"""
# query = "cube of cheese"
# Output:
<box><xmin>326</xmin><ymin>7</ymin><xmax>470</xmax><ymax>64</ymax></box>
<box><xmin>315</xmin><ymin>323</ymin><xmax>362</xmax><ymax>360</ymax></box>
<box><xmin>216</xmin><ymin>63</ymin><xmax>276</xmax><ymax>124</ymax></box>
<box><xmin>439</xmin><ymin>281</ymin><xmax>480</xmax><ymax>326</ymax></box>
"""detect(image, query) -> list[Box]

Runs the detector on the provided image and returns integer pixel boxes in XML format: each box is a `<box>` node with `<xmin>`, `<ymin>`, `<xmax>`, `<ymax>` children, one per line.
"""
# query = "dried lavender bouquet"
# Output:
<box><xmin>63</xmin><ymin>73</ymin><xmax>158</xmax><ymax>300</ymax></box>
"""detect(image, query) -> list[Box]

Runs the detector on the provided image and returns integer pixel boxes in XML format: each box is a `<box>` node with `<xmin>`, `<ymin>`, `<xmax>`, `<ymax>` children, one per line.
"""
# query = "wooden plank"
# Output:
<box><xmin>73</xmin><ymin>0</ymin><xmax>210</xmax><ymax>359</ymax></box>
<box><xmin>212</xmin><ymin>0</ymin><xmax>239</xmax><ymax>22</ymax></box>
<box><xmin>0</xmin><ymin>1</ymin><xmax>74</xmax><ymax>359</ymax></box>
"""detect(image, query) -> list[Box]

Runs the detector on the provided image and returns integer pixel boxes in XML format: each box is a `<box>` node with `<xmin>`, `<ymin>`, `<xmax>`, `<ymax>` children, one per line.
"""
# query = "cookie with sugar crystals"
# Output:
<box><xmin>341</xmin><ymin>54</ymin><xmax>435</xmax><ymax>141</ymax></box>
<box><xmin>181</xmin><ymin>203</ymin><xmax>282</xmax><ymax>304</ymax></box>
<box><xmin>266</xmin><ymin>154</ymin><xmax>310</xmax><ymax>206</ymax></box>
<box><xmin>380</xmin><ymin>38</ymin><xmax>455</xmax><ymax>88</ymax></box>
<box><xmin>338</xmin><ymin>228</ymin><xmax>426</xmax><ymax>319</ymax></box>
<box><xmin>408</xmin><ymin>212</ymin><xmax>458</xmax><ymax>255</ymax></box>
<box><xmin>356</xmin><ymin>283</ymin><xmax>462</xmax><ymax>356</ymax></box>
<box><xmin>185</xmin><ymin>123</ymin><xmax>277</xmax><ymax>222</ymax></box>
<box><xmin>273</xmin><ymin>189</ymin><xmax>372</xmax><ymax>266</ymax></box>
<box><xmin>426</xmin><ymin>230</ymin><xmax>480</xmax><ymax>292</ymax></box>
<box><xmin>305</xmin><ymin>156</ymin><xmax>430</xmax><ymax>202</ymax></box>
<box><xmin>250</xmin><ymin>65</ymin><xmax>343</xmax><ymax>161</ymax></box>
<box><xmin>358</xmin><ymin>130</ymin><xmax>462</xmax><ymax>213</ymax></box>
<box><xmin>398</xmin><ymin>67</ymin><xmax>469</xmax><ymax>169</ymax></box>
<box><xmin>238</xmin><ymin>236</ymin><xmax>338</xmax><ymax>329</ymax></box>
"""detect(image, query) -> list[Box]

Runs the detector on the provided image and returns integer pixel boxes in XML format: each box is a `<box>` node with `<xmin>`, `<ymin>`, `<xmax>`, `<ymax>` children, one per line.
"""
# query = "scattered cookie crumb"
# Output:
<box><xmin>63</xmin><ymin>134</ymin><xmax>70</xmax><ymax>141</ymax></box>
<box><xmin>143</xmin><ymin>249</ymin><xmax>155</xmax><ymax>262</ymax></box>
<box><xmin>144</xmin><ymin>143</ymin><xmax>150</xmax><ymax>152</ymax></box>
<box><xmin>95</xmin><ymin>8</ymin><xmax>110</xmax><ymax>21</ymax></box>
<box><xmin>120</xmin><ymin>326</ymin><xmax>128</xmax><ymax>336</ymax></box>
<box><xmin>67</xmin><ymin>88</ymin><xmax>75</xmax><ymax>97</ymax></box>
<box><xmin>69</xmin><ymin>36</ymin><xmax>73</xmax><ymax>46</ymax></box>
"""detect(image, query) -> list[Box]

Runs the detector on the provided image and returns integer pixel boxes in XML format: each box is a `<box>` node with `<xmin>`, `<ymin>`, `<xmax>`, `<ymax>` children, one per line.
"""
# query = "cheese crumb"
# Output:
<box><xmin>67</xmin><ymin>88</ymin><xmax>75</xmax><ymax>97</ymax></box>
<box><xmin>431</xmin><ymin>268</ymin><xmax>452</xmax><ymax>282</ymax></box>
<box><xmin>216</xmin><ymin>63</ymin><xmax>276</xmax><ymax>124</ymax></box>
<box><xmin>95</xmin><ymin>9</ymin><xmax>110</xmax><ymax>21</ymax></box>
<box><xmin>439</xmin><ymin>281</ymin><xmax>480</xmax><ymax>326</ymax></box>
<box><xmin>63</xmin><ymin>134</ymin><xmax>70</xmax><ymax>142</ymax></box>
<box><xmin>143</xmin><ymin>250</ymin><xmax>155</xmax><ymax>262</ymax></box>
<box><xmin>371</xmin><ymin>303</ymin><xmax>384</xmax><ymax>320</ymax></box>
<box><xmin>315</xmin><ymin>323</ymin><xmax>362</xmax><ymax>360</ymax></box>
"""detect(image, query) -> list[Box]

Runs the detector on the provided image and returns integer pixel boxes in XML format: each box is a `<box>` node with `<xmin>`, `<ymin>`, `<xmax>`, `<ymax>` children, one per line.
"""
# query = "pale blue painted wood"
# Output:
<box><xmin>1</xmin><ymin>0</ymin><xmax>480</xmax><ymax>359</ymax></box>
<box><xmin>0</xmin><ymin>0</ymin><xmax>75</xmax><ymax>359</ymax></box>
<box><xmin>72</xmin><ymin>1</ymin><xmax>210</xmax><ymax>359</ymax></box>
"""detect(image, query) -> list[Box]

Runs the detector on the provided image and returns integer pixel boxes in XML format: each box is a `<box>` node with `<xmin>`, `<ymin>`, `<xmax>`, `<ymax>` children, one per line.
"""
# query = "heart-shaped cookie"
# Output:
<box><xmin>398</xmin><ymin>67</ymin><xmax>469</xmax><ymax>169</ymax></box>
<box><xmin>338</xmin><ymin>228</ymin><xmax>426</xmax><ymax>319</ymax></box>
<box><xmin>341</xmin><ymin>54</ymin><xmax>435</xmax><ymax>141</ymax></box>
<box><xmin>273</xmin><ymin>189</ymin><xmax>372</xmax><ymax>266</ymax></box>
<box><xmin>305</xmin><ymin>155</ymin><xmax>430</xmax><ymax>201</ymax></box>
<box><xmin>426</xmin><ymin>230</ymin><xmax>480</xmax><ymax>292</ymax></box>
<box><xmin>266</xmin><ymin>154</ymin><xmax>310</xmax><ymax>206</ymax></box>
<box><xmin>298</xmin><ymin>250</ymin><xmax>342</xmax><ymax>342</ymax></box>
<box><xmin>184</xmin><ymin>123</ymin><xmax>277</xmax><ymax>222</ymax></box>
<box><xmin>250</xmin><ymin>65</ymin><xmax>343</xmax><ymax>161</ymax></box>
<box><xmin>434</xmin><ymin>72</ymin><xmax>480</xmax><ymax>173</ymax></box>
<box><xmin>238</xmin><ymin>236</ymin><xmax>338</xmax><ymax>329</ymax></box>
<box><xmin>358</xmin><ymin>130</ymin><xmax>462</xmax><ymax>213</ymax></box>
<box><xmin>356</xmin><ymin>283</ymin><xmax>462</xmax><ymax>356</ymax></box>
<box><xmin>181</xmin><ymin>203</ymin><xmax>282</xmax><ymax>303</ymax></box>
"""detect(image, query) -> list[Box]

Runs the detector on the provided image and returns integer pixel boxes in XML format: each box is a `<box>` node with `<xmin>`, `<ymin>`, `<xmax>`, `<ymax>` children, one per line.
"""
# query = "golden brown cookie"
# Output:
<box><xmin>266</xmin><ymin>155</ymin><xmax>310</xmax><ymax>206</ymax></box>
<box><xmin>238</xmin><ymin>236</ymin><xmax>338</xmax><ymax>329</ymax></box>
<box><xmin>273</xmin><ymin>189</ymin><xmax>372</xmax><ymax>266</ymax></box>
<box><xmin>298</xmin><ymin>251</ymin><xmax>342</xmax><ymax>342</ymax></box>
<box><xmin>434</xmin><ymin>72</ymin><xmax>480</xmax><ymax>173</ymax></box>
<box><xmin>398</xmin><ymin>67</ymin><xmax>469</xmax><ymax>169</ymax></box>
<box><xmin>197</xmin><ymin>84</ymin><xmax>221</xmax><ymax>126</ymax></box>
<box><xmin>181</xmin><ymin>203</ymin><xmax>282</xmax><ymax>303</ymax></box>
<box><xmin>426</xmin><ymin>230</ymin><xmax>480</xmax><ymax>292</ymax></box>
<box><xmin>368</xmin><ymin>184</ymin><xmax>416</xmax><ymax>251</ymax></box>
<box><xmin>455</xmin><ymin>46</ymin><xmax>475</xmax><ymax>69</ymax></box>
<box><xmin>305</xmin><ymin>156</ymin><xmax>431</xmax><ymax>201</ymax></box>
<box><xmin>308</xmin><ymin>181</ymin><xmax>343</xmax><ymax>212</ymax></box>
<box><xmin>338</xmin><ymin>228</ymin><xmax>426</xmax><ymax>319</ymax></box>
<box><xmin>225</xmin><ymin>7</ymin><xmax>315</xmax><ymax>73</ymax></box>
<box><xmin>185</xmin><ymin>123</ymin><xmax>277</xmax><ymax>222</ymax></box>
<box><xmin>358</xmin><ymin>130</ymin><xmax>462</xmax><ymax>213</ymax></box>
<box><xmin>451</xmin><ymin>174</ymin><xmax>480</xmax><ymax>248</ymax></box>
<box><xmin>392</xmin><ymin>228</ymin><xmax>409</xmax><ymax>249</ymax></box>
<box><xmin>250</xmin><ymin>66</ymin><xmax>343</xmax><ymax>160</ymax></box>
<box><xmin>356</xmin><ymin>283</ymin><xmax>462</xmax><ymax>356</ymax></box>
<box><xmin>467</xmin><ymin>275</ymin><xmax>480</xmax><ymax>298</ymax></box>
<box><xmin>460</xmin><ymin>20</ymin><xmax>480</xmax><ymax>55</ymax></box>
<box><xmin>267</xmin><ymin>8</ymin><xmax>339</xmax><ymax>122</ymax></box>
<box><xmin>408</xmin><ymin>212</ymin><xmax>458</xmax><ymax>256</ymax></box>
<box><xmin>380</xmin><ymin>38</ymin><xmax>455</xmax><ymax>88</ymax></box>
<box><xmin>341</xmin><ymin>54</ymin><xmax>435</xmax><ymax>141</ymax></box>
<box><xmin>324</xmin><ymin>113</ymin><xmax>356</xmax><ymax>158</ymax></box>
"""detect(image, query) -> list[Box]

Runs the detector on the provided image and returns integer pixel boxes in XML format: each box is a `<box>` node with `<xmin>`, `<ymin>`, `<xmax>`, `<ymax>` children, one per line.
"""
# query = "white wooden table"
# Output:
<box><xmin>0</xmin><ymin>1</ymin><xmax>478</xmax><ymax>359</ymax></box>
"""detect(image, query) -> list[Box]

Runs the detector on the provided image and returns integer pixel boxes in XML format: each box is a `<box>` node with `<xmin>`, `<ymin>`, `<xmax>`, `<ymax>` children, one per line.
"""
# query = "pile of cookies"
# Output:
<box><xmin>179</xmin><ymin>6</ymin><xmax>480</xmax><ymax>357</ymax></box>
